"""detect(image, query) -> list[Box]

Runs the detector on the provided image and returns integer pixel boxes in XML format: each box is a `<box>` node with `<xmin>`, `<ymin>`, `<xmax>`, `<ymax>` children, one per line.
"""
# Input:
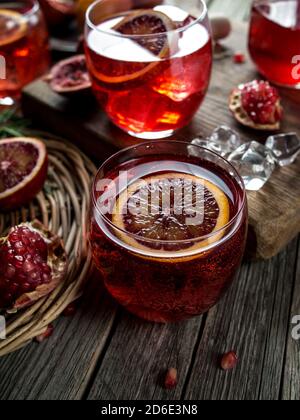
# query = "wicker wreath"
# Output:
<box><xmin>0</xmin><ymin>132</ymin><xmax>97</xmax><ymax>357</ymax></box>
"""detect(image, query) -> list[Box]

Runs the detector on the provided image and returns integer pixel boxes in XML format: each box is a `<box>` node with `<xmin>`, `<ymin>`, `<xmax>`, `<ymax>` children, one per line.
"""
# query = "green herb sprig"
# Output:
<box><xmin>0</xmin><ymin>107</ymin><xmax>29</xmax><ymax>138</ymax></box>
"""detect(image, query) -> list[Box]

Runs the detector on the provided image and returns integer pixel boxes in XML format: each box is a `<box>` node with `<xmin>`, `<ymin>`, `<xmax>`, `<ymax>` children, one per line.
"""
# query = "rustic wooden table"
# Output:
<box><xmin>0</xmin><ymin>0</ymin><xmax>300</xmax><ymax>401</ymax></box>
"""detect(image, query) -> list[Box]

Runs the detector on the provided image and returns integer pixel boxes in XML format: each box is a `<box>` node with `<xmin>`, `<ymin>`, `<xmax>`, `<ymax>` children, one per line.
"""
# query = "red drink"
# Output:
<box><xmin>249</xmin><ymin>0</ymin><xmax>300</xmax><ymax>88</ymax></box>
<box><xmin>85</xmin><ymin>0</ymin><xmax>212</xmax><ymax>139</ymax></box>
<box><xmin>90</xmin><ymin>141</ymin><xmax>248</xmax><ymax>323</ymax></box>
<box><xmin>0</xmin><ymin>1</ymin><xmax>50</xmax><ymax>106</ymax></box>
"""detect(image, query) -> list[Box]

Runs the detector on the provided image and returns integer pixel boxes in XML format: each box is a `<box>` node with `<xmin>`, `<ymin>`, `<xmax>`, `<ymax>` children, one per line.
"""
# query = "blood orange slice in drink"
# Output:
<box><xmin>88</xmin><ymin>10</ymin><xmax>178</xmax><ymax>86</ymax></box>
<box><xmin>112</xmin><ymin>173</ymin><xmax>230</xmax><ymax>256</ymax></box>
<box><xmin>0</xmin><ymin>10</ymin><xmax>27</xmax><ymax>48</ymax></box>
<box><xmin>0</xmin><ymin>138</ymin><xmax>48</xmax><ymax>210</ymax></box>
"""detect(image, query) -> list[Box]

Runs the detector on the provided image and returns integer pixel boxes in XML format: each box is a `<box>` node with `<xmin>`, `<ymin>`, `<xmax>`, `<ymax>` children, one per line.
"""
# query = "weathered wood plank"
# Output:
<box><xmin>183</xmin><ymin>239</ymin><xmax>298</xmax><ymax>400</ymax></box>
<box><xmin>281</xmin><ymin>238</ymin><xmax>300</xmax><ymax>401</ymax></box>
<box><xmin>87</xmin><ymin>313</ymin><xmax>204</xmax><ymax>400</ymax></box>
<box><xmin>0</xmin><ymin>279</ymin><xmax>117</xmax><ymax>400</ymax></box>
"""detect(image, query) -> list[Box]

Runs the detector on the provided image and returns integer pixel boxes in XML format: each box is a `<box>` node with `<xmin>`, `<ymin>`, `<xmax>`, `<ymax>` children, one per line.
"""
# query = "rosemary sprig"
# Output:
<box><xmin>0</xmin><ymin>107</ymin><xmax>30</xmax><ymax>138</ymax></box>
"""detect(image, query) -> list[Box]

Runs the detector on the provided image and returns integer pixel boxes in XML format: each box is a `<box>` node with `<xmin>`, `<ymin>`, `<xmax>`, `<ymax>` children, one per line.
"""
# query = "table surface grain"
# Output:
<box><xmin>1</xmin><ymin>0</ymin><xmax>300</xmax><ymax>401</ymax></box>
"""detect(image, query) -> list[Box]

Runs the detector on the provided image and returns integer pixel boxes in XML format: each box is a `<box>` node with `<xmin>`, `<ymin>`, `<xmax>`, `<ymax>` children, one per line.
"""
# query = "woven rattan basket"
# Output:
<box><xmin>0</xmin><ymin>132</ymin><xmax>97</xmax><ymax>356</ymax></box>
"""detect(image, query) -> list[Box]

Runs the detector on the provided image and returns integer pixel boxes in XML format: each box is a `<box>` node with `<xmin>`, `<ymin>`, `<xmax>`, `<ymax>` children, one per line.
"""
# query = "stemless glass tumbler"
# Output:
<box><xmin>90</xmin><ymin>141</ymin><xmax>248</xmax><ymax>323</ymax></box>
<box><xmin>0</xmin><ymin>0</ymin><xmax>50</xmax><ymax>106</ymax></box>
<box><xmin>249</xmin><ymin>0</ymin><xmax>300</xmax><ymax>88</ymax></box>
<box><xmin>85</xmin><ymin>0</ymin><xmax>213</xmax><ymax>139</ymax></box>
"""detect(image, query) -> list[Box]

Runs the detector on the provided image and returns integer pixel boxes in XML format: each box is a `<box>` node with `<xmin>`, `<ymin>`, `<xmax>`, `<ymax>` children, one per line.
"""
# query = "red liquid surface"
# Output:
<box><xmin>90</xmin><ymin>155</ymin><xmax>247</xmax><ymax>322</ymax></box>
<box><xmin>249</xmin><ymin>0</ymin><xmax>300</xmax><ymax>87</ymax></box>
<box><xmin>85</xmin><ymin>7</ymin><xmax>212</xmax><ymax>137</ymax></box>
<box><xmin>0</xmin><ymin>7</ymin><xmax>50</xmax><ymax>101</ymax></box>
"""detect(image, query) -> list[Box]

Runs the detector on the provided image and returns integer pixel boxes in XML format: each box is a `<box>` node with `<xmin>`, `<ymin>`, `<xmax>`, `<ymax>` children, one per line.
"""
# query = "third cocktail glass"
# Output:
<box><xmin>249</xmin><ymin>0</ymin><xmax>300</xmax><ymax>88</ymax></box>
<box><xmin>0</xmin><ymin>0</ymin><xmax>50</xmax><ymax>106</ymax></box>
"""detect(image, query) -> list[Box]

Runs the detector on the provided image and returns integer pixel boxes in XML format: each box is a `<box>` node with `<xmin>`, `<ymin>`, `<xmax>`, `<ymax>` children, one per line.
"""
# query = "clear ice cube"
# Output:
<box><xmin>189</xmin><ymin>126</ymin><xmax>242</xmax><ymax>158</ymax></box>
<box><xmin>228</xmin><ymin>141</ymin><xmax>276</xmax><ymax>191</ymax></box>
<box><xmin>209</xmin><ymin>125</ymin><xmax>242</xmax><ymax>156</ymax></box>
<box><xmin>189</xmin><ymin>137</ymin><xmax>225</xmax><ymax>157</ymax></box>
<box><xmin>265</xmin><ymin>133</ymin><xmax>300</xmax><ymax>167</ymax></box>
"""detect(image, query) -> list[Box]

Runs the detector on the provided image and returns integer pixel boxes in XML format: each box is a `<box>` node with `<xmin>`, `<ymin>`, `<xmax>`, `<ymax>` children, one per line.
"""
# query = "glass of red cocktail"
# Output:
<box><xmin>0</xmin><ymin>0</ymin><xmax>50</xmax><ymax>106</ymax></box>
<box><xmin>85</xmin><ymin>0</ymin><xmax>213</xmax><ymax>139</ymax></box>
<box><xmin>90</xmin><ymin>141</ymin><xmax>248</xmax><ymax>323</ymax></box>
<box><xmin>249</xmin><ymin>0</ymin><xmax>300</xmax><ymax>88</ymax></box>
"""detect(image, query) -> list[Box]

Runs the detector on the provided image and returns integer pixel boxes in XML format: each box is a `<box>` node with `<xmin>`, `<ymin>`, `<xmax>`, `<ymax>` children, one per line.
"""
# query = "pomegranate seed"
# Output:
<box><xmin>6</xmin><ymin>265</ymin><xmax>15</xmax><ymax>278</ymax></box>
<box><xmin>10</xmin><ymin>233</ymin><xmax>19</xmax><ymax>242</ymax></box>
<box><xmin>220</xmin><ymin>351</ymin><xmax>238</xmax><ymax>371</ymax></box>
<box><xmin>164</xmin><ymin>368</ymin><xmax>178</xmax><ymax>389</ymax></box>
<box><xmin>36</xmin><ymin>324</ymin><xmax>54</xmax><ymax>343</ymax></box>
<box><xmin>233</xmin><ymin>52</ymin><xmax>246</xmax><ymax>64</ymax></box>
<box><xmin>62</xmin><ymin>302</ymin><xmax>78</xmax><ymax>317</ymax></box>
<box><xmin>23</xmin><ymin>260</ymin><xmax>35</xmax><ymax>273</ymax></box>
<box><xmin>22</xmin><ymin>282</ymin><xmax>32</xmax><ymax>291</ymax></box>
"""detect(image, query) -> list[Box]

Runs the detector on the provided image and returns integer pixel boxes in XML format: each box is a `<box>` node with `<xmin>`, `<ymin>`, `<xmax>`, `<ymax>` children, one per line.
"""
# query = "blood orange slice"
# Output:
<box><xmin>91</xmin><ymin>10</ymin><xmax>178</xmax><ymax>86</ymax></box>
<box><xmin>0</xmin><ymin>9</ymin><xmax>27</xmax><ymax>48</ymax></box>
<box><xmin>112</xmin><ymin>173</ymin><xmax>230</xmax><ymax>256</ymax></box>
<box><xmin>0</xmin><ymin>138</ymin><xmax>48</xmax><ymax>211</ymax></box>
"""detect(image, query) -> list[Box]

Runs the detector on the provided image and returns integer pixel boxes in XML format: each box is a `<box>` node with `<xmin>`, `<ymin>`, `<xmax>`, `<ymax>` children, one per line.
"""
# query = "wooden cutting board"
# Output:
<box><xmin>21</xmin><ymin>22</ymin><xmax>300</xmax><ymax>260</ymax></box>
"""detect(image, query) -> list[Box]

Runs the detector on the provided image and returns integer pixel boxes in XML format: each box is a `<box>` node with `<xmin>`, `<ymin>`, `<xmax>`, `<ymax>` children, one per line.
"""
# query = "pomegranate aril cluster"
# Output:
<box><xmin>241</xmin><ymin>80</ymin><xmax>281</xmax><ymax>125</ymax></box>
<box><xmin>0</xmin><ymin>226</ymin><xmax>51</xmax><ymax>309</ymax></box>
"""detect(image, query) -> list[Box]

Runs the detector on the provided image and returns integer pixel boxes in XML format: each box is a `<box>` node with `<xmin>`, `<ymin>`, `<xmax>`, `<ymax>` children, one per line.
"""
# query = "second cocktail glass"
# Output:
<box><xmin>249</xmin><ymin>0</ymin><xmax>300</xmax><ymax>88</ymax></box>
<box><xmin>85</xmin><ymin>0</ymin><xmax>213</xmax><ymax>139</ymax></box>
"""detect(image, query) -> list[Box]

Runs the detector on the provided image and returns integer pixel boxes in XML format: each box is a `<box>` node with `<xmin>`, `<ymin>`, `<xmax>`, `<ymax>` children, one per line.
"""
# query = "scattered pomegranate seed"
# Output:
<box><xmin>234</xmin><ymin>52</ymin><xmax>246</xmax><ymax>64</ymax></box>
<box><xmin>164</xmin><ymin>368</ymin><xmax>178</xmax><ymax>389</ymax></box>
<box><xmin>62</xmin><ymin>302</ymin><xmax>78</xmax><ymax>317</ymax></box>
<box><xmin>35</xmin><ymin>324</ymin><xmax>54</xmax><ymax>343</ymax></box>
<box><xmin>220</xmin><ymin>351</ymin><xmax>238</xmax><ymax>371</ymax></box>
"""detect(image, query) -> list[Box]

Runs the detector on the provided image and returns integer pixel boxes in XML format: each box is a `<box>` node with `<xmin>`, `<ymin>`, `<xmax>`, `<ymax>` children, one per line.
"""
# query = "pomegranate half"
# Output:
<box><xmin>0</xmin><ymin>221</ymin><xmax>68</xmax><ymax>311</ymax></box>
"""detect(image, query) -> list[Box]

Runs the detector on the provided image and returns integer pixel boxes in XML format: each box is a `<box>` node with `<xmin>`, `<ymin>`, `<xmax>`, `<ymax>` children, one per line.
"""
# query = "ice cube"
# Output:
<box><xmin>228</xmin><ymin>141</ymin><xmax>276</xmax><ymax>191</ymax></box>
<box><xmin>189</xmin><ymin>126</ymin><xmax>242</xmax><ymax>158</ymax></box>
<box><xmin>265</xmin><ymin>133</ymin><xmax>300</xmax><ymax>167</ymax></box>
<box><xmin>188</xmin><ymin>137</ymin><xmax>224</xmax><ymax>156</ymax></box>
<box><xmin>209</xmin><ymin>125</ymin><xmax>242</xmax><ymax>156</ymax></box>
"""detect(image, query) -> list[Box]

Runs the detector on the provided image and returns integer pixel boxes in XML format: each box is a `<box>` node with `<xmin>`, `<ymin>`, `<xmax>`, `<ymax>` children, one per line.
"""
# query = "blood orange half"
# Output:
<box><xmin>112</xmin><ymin>172</ymin><xmax>230</xmax><ymax>256</ymax></box>
<box><xmin>89</xmin><ymin>9</ymin><xmax>178</xmax><ymax>86</ymax></box>
<box><xmin>0</xmin><ymin>138</ymin><xmax>48</xmax><ymax>211</ymax></box>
